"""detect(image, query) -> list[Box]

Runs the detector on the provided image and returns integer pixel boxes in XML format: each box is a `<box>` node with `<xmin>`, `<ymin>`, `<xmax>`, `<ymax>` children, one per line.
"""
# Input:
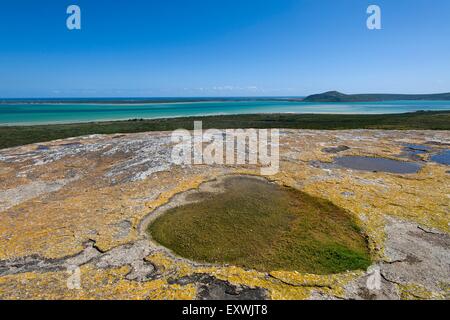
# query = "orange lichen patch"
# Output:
<box><xmin>0</xmin><ymin>168</ymin><xmax>212</xmax><ymax>260</ymax></box>
<box><xmin>0</xmin><ymin>168</ymin><xmax>29</xmax><ymax>192</ymax></box>
<box><xmin>144</xmin><ymin>174</ymin><xmax>208</xmax><ymax>211</ymax></box>
<box><xmin>398</xmin><ymin>283</ymin><xmax>444</xmax><ymax>300</ymax></box>
<box><xmin>0</xmin><ymin>265</ymin><xmax>197</xmax><ymax>300</ymax></box>
<box><xmin>189</xmin><ymin>265</ymin><xmax>361</xmax><ymax>300</ymax></box>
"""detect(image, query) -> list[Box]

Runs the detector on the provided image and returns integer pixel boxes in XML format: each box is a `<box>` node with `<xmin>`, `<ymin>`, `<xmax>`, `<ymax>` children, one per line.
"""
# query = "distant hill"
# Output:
<box><xmin>303</xmin><ymin>91</ymin><xmax>450</xmax><ymax>102</ymax></box>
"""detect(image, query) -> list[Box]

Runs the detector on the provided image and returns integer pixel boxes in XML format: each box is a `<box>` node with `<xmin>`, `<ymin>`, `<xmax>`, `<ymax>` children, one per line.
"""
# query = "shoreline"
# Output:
<box><xmin>1</xmin><ymin>110</ymin><xmax>444</xmax><ymax>127</ymax></box>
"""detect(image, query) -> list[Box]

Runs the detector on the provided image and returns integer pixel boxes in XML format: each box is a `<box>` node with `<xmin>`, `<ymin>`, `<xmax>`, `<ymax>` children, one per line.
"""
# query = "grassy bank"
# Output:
<box><xmin>1</xmin><ymin>111</ymin><xmax>449</xmax><ymax>149</ymax></box>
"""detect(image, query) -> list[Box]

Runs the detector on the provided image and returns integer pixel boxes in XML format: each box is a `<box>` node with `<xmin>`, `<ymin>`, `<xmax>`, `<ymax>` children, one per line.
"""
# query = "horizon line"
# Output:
<box><xmin>2</xmin><ymin>91</ymin><xmax>450</xmax><ymax>101</ymax></box>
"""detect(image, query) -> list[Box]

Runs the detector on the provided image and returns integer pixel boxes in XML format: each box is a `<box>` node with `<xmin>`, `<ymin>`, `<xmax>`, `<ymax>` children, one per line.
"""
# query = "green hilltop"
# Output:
<box><xmin>303</xmin><ymin>91</ymin><xmax>450</xmax><ymax>102</ymax></box>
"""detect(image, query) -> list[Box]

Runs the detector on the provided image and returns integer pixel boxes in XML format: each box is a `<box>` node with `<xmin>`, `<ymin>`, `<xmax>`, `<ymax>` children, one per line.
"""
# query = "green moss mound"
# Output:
<box><xmin>148</xmin><ymin>176</ymin><xmax>371</xmax><ymax>274</ymax></box>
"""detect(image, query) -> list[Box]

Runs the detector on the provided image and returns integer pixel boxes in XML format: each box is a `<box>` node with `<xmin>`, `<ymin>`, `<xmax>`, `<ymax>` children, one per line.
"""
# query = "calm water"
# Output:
<box><xmin>334</xmin><ymin>156</ymin><xmax>422</xmax><ymax>174</ymax></box>
<box><xmin>431</xmin><ymin>150</ymin><xmax>450</xmax><ymax>165</ymax></box>
<box><xmin>1</xmin><ymin>100</ymin><xmax>450</xmax><ymax>125</ymax></box>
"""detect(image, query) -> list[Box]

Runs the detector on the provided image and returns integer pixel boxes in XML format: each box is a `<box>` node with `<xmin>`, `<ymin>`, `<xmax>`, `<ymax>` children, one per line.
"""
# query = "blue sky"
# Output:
<box><xmin>0</xmin><ymin>0</ymin><xmax>449</xmax><ymax>98</ymax></box>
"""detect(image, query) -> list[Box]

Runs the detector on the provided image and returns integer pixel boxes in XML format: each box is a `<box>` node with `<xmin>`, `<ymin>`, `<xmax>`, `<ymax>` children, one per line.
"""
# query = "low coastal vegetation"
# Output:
<box><xmin>148</xmin><ymin>176</ymin><xmax>371</xmax><ymax>274</ymax></box>
<box><xmin>1</xmin><ymin>111</ymin><xmax>449</xmax><ymax>150</ymax></box>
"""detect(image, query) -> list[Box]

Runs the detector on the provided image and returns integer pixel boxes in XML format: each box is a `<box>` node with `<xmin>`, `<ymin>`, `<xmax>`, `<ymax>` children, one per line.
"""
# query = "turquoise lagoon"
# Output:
<box><xmin>1</xmin><ymin>100</ymin><xmax>450</xmax><ymax>125</ymax></box>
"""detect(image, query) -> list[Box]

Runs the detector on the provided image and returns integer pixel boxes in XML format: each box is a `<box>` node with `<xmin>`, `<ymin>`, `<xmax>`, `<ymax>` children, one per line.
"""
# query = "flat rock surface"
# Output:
<box><xmin>0</xmin><ymin>129</ymin><xmax>448</xmax><ymax>300</ymax></box>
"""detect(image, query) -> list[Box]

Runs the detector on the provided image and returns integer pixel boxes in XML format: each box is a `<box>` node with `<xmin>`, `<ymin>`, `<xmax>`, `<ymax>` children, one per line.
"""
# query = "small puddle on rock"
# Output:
<box><xmin>430</xmin><ymin>150</ymin><xmax>450</xmax><ymax>166</ymax></box>
<box><xmin>399</xmin><ymin>144</ymin><xmax>431</xmax><ymax>161</ymax></box>
<box><xmin>398</xmin><ymin>143</ymin><xmax>450</xmax><ymax>166</ymax></box>
<box><xmin>36</xmin><ymin>145</ymin><xmax>50</xmax><ymax>151</ymax></box>
<box><xmin>322</xmin><ymin>145</ymin><xmax>350</xmax><ymax>154</ymax></box>
<box><xmin>403</xmin><ymin>144</ymin><xmax>432</xmax><ymax>154</ymax></box>
<box><xmin>334</xmin><ymin>156</ymin><xmax>422</xmax><ymax>174</ymax></box>
<box><xmin>147</xmin><ymin>175</ymin><xmax>371</xmax><ymax>274</ymax></box>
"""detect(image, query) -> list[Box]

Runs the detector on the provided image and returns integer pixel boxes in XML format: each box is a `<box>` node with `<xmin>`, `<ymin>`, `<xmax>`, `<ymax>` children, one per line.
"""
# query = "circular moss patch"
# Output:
<box><xmin>148</xmin><ymin>176</ymin><xmax>371</xmax><ymax>274</ymax></box>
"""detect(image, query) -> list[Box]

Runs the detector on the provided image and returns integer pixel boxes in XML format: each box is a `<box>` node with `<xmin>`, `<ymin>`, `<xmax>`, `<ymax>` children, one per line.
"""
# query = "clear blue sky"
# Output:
<box><xmin>1</xmin><ymin>0</ymin><xmax>449</xmax><ymax>98</ymax></box>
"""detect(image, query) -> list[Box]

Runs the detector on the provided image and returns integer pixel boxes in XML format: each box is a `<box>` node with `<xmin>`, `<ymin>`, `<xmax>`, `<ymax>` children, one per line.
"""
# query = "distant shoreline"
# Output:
<box><xmin>2</xmin><ymin>90</ymin><xmax>450</xmax><ymax>104</ymax></box>
<box><xmin>0</xmin><ymin>97</ymin><xmax>304</xmax><ymax>105</ymax></box>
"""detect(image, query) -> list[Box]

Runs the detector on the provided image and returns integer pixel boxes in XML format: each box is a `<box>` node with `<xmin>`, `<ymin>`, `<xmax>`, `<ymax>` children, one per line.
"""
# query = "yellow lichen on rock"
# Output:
<box><xmin>0</xmin><ymin>130</ymin><xmax>448</xmax><ymax>299</ymax></box>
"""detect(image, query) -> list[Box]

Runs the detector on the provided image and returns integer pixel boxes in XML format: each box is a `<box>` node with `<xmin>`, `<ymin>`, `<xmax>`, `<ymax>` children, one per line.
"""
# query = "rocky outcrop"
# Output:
<box><xmin>0</xmin><ymin>130</ymin><xmax>448</xmax><ymax>299</ymax></box>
